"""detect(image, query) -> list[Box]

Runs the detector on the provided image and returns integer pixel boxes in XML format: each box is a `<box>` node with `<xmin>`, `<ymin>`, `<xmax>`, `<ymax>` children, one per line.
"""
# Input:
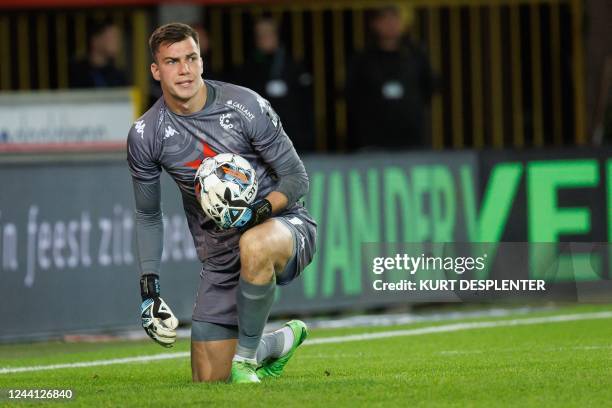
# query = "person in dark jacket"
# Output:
<box><xmin>235</xmin><ymin>17</ymin><xmax>314</xmax><ymax>152</ymax></box>
<box><xmin>346</xmin><ymin>6</ymin><xmax>434</xmax><ymax>151</ymax></box>
<box><xmin>69</xmin><ymin>19</ymin><xmax>127</xmax><ymax>88</ymax></box>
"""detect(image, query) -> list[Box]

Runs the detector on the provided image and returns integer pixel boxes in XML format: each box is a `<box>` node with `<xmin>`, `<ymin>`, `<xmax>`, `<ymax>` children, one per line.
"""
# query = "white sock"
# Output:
<box><xmin>232</xmin><ymin>354</ymin><xmax>257</xmax><ymax>365</ymax></box>
<box><xmin>279</xmin><ymin>326</ymin><xmax>295</xmax><ymax>356</ymax></box>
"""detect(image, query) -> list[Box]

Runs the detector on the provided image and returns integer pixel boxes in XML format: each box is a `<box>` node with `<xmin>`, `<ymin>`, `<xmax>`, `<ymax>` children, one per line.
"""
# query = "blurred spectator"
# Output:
<box><xmin>69</xmin><ymin>19</ymin><xmax>127</xmax><ymax>88</ymax></box>
<box><xmin>234</xmin><ymin>17</ymin><xmax>314</xmax><ymax>152</ymax></box>
<box><xmin>346</xmin><ymin>6</ymin><xmax>434</xmax><ymax>151</ymax></box>
<box><xmin>593</xmin><ymin>55</ymin><xmax>612</xmax><ymax>144</ymax></box>
<box><xmin>192</xmin><ymin>24</ymin><xmax>219</xmax><ymax>80</ymax></box>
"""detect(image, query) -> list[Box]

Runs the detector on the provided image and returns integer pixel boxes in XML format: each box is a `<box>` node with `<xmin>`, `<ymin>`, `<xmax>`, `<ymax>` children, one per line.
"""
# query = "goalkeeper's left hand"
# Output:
<box><xmin>234</xmin><ymin>199</ymin><xmax>273</xmax><ymax>231</ymax></box>
<box><xmin>140</xmin><ymin>274</ymin><xmax>179</xmax><ymax>348</ymax></box>
<box><xmin>221</xmin><ymin>189</ymin><xmax>272</xmax><ymax>230</ymax></box>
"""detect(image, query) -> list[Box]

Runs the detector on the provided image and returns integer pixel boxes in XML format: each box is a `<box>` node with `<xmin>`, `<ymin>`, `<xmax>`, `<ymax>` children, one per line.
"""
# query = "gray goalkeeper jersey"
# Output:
<box><xmin>127</xmin><ymin>80</ymin><xmax>311</xmax><ymax>274</ymax></box>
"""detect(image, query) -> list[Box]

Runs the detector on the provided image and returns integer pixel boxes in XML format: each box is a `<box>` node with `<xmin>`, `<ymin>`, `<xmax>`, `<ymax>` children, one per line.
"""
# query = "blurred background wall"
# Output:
<box><xmin>0</xmin><ymin>0</ymin><xmax>610</xmax><ymax>151</ymax></box>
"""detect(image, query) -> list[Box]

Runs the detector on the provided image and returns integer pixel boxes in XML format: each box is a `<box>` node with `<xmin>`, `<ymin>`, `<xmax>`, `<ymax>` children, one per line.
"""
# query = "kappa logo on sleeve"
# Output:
<box><xmin>135</xmin><ymin>120</ymin><xmax>146</xmax><ymax>138</ymax></box>
<box><xmin>288</xmin><ymin>216</ymin><xmax>303</xmax><ymax>225</ymax></box>
<box><xmin>256</xmin><ymin>96</ymin><xmax>279</xmax><ymax>128</ymax></box>
<box><xmin>255</xmin><ymin>96</ymin><xmax>268</xmax><ymax>114</ymax></box>
<box><xmin>163</xmin><ymin>125</ymin><xmax>179</xmax><ymax>140</ymax></box>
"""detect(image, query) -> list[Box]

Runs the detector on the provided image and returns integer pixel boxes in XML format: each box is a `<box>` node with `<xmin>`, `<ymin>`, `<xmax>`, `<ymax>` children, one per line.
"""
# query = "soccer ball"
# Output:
<box><xmin>195</xmin><ymin>153</ymin><xmax>258</xmax><ymax>229</ymax></box>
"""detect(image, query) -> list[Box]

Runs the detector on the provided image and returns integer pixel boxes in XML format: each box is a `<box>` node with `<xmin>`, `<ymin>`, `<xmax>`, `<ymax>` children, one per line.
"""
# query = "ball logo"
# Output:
<box><xmin>245</xmin><ymin>185</ymin><xmax>256</xmax><ymax>202</ymax></box>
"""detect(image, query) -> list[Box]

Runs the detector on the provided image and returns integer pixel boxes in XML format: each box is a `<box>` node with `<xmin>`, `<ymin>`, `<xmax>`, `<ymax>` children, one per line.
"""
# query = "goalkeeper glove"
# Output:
<box><xmin>221</xmin><ymin>189</ymin><xmax>272</xmax><ymax>230</ymax></box>
<box><xmin>140</xmin><ymin>274</ymin><xmax>178</xmax><ymax>348</ymax></box>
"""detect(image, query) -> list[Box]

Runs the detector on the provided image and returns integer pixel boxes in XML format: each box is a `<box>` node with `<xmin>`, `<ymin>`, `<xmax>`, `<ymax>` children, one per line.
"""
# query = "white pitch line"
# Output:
<box><xmin>2</xmin><ymin>311</ymin><xmax>611</xmax><ymax>375</ymax></box>
<box><xmin>304</xmin><ymin>311</ymin><xmax>612</xmax><ymax>345</ymax></box>
<box><xmin>0</xmin><ymin>352</ymin><xmax>189</xmax><ymax>374</ymax></box>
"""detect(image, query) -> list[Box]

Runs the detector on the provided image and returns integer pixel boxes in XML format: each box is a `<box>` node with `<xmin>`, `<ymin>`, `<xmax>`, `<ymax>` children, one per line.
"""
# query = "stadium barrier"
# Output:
<box><xmin>1</xmin><ymin>148</ymin><xmax>610</xmax><ymax>341</ymax></box>
<box><xmin>0</xmin><ymin>88</ymin><xmax>138</xmax><ymax>152</ymax></box>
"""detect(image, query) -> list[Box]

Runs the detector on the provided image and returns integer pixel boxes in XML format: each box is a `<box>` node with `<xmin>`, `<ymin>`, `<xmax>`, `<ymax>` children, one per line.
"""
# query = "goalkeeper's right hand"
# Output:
<box><xmin>140</xmin><ymin>274</ymin><xmax>179</xmax><ymax>348</ymax></box>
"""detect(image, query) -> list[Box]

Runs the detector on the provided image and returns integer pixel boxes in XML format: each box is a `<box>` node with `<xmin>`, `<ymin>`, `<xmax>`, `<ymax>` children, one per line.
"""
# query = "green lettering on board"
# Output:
<box><xmin>383</xmin><ymin>167</ymin><xmax>413</xmax><ymax>243</ymax></box>
<box><xmin>528</xmin><ymin>160</ymin><xmax>599</xmax><ymax>281</ymax></box>
<box><xmin>608</xmin><ymin>161</ymin><xmax>612</xmax><ymax>276</ymax></box>
<box><xmin>461</xmin><ymin>163</ymin><xmax>523</xmax><ymax>278</ymax></box>
<box><xmin>461</xmin><ymin>163</ymin><xmax>523</xmax><ymax>242</ymax></box>
<box><xmin>349</xmin><ymin>169</ymin><xmax>380</xmax><ymax>288</ymax></box>
<box><xmin>322</xmin><ymin>171</ymin><xmax>359</xmax><ymax>297</ymax></box>
<box><xmin>608</xmin><ymin>160</ymin><xmax>612</xmax><ymax>243</ymax></box>
<box><xmin>382</xmin><ymin>167</ymin><xmax>414</xmax><ymax>283</ymax></box>
<box><xmin>411</xmin><ymin>166</ymin><xmax>431</xmax><ymax>242</ymax></box>
<box><xmin>302</xmin><ymin>171</ymin><xmax>325</xmax><ymax>299</ymax></box>
<box><xmin>431</xmin><ymin>165</ymin><xmax>456</xmax><ymax>242</ymax></box>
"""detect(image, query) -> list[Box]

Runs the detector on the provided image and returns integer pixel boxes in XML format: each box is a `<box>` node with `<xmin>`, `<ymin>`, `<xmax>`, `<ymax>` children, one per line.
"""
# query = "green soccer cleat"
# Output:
<box><xmin>257</xmin><ymin>320</ymin><xmax>308</xmax><ymax>380</ymax></box>
<box><xmin>231</xmin><ymin>360</ymin><xmax>261</xmax><ymax>384</ymax></box>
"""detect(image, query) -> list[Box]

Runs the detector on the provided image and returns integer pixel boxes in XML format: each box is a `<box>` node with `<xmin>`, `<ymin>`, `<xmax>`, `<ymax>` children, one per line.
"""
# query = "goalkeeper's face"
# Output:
<box><xmin>151</xmin><ymin>37</ymin><xmax>205</xmax><ymax>103</ymax></box>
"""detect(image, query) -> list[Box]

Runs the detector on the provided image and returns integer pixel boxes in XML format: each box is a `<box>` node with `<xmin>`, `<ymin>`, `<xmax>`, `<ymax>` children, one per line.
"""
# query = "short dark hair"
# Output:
<box><xmin>91</xmin><ymin>18</ymin><xmax>116</xmax><ymax>39</ymax></box>
<box><xmin>149</xmin><ymin>23</ymin><xmax>199</xmax><ymax>61</ymax></box>
<box><xmin>372</xmin><ymin>6</ymin><xmax>401</xmax><ymax>20</ymax></box>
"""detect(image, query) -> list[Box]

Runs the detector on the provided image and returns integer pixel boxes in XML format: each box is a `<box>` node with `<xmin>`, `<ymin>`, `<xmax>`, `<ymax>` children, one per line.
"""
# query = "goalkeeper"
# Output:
<box><xmin>127</xmin><ymin>23</ymin><xmax>317</xmax><ymax>383</ymax></box>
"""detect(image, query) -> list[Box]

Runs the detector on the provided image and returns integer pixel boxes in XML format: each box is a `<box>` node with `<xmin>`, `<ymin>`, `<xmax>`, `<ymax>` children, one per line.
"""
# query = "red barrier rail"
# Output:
<box><xmin>0</xmin><ymin>0</ymin><xmax>258</xmax><ymax>9</ymax></box>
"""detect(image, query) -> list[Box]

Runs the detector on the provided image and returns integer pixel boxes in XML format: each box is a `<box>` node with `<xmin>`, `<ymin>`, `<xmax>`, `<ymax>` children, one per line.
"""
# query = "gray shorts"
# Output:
<box><xmin>191</xmin><ymin>206</ymin><xmax>317</xmax><ymax>326</ymax></box>
<box><xmin>192</xmin><ymin>320</ymin><xmax>238</xmax><ymax>341</ymax></box>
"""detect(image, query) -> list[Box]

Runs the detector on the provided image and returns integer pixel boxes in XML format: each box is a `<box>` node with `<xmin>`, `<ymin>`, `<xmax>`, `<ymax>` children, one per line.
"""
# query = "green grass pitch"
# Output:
<box><xmin>1</xmin><ymin>304</ymin><xmax>611</xmax><ymax>407</ymax></box>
